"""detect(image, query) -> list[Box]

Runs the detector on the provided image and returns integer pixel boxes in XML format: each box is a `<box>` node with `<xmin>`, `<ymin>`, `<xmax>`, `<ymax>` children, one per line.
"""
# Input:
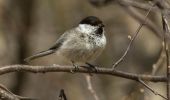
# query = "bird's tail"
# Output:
<box><xmin>24</xmin><ymin>50</ymin><xmax>55</xmax><ymax>62</ymax></box>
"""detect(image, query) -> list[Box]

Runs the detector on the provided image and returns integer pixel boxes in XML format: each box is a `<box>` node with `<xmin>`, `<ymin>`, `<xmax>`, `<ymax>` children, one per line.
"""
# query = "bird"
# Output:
<box><xmin>24</xmin><ymin>16</ymin><xmax>106</xmax><ymax>69</ymax></box>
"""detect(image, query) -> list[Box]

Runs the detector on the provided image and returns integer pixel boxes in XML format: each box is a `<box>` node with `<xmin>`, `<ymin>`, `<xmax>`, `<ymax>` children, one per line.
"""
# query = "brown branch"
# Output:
<box><xmin>162</xmin><ymin>10</ymin><xmax>170</xmax><ymax>100</ymax></box>
<box><xmin>152</xmin><ymin>48</ymin><xmax>165</xmax><ymax>75</ymax></box>
<box><xmin>0</xmin><ymin>84</ymin><xmax>35</xmax><ymax>100</ymax></box>
<box><xmin>85</xmin><ymin>75</ymin><xmax>99</xmax><ymax>100</ymax></box>
<box><xmin>58</xmin><ymin>89</ymin><xmax>67</xmax><ymax>100</ymax></box>
<box><xmin>89</xmin><ymin>0</ymin><xmax>159</xmax><ymax>11</ymax></box>
<box><xmin>138</xmin><ymin>78</ymin><xmax>168</xmax><ymax>100</ymax></box>
<box><xmin>120</xmin><ymin>5</ymin><xmax>163</xmax><ymax>38</ymax></box>
<box><xmin>112</xmin><ymin>3</ymin><xmax>155</xmax><ymax>69</ymax></box>
<box><xmin>0</xmin><ymin>88</ymin><xmax>19</xmax><ymax>100</ymax></box>
<box><xmin>0</xmin><ymin>64</ymin><xmax>167</xmax><ymax>82</ymax></box>
<box><xmin>0</xmin><ymin>84</ymin><xmax>36</xmax><ymax>100</ymax></box>
<box><xmin>117</xmin><ymin>0</ymin><xmax>158</xmax><ymax>11</ymax></box>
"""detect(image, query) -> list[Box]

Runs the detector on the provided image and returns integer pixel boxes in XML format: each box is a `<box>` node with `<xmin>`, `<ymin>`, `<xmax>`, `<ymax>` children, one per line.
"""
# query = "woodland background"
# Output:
<box><xmin>0</xmin><ymin>0</ymin><xmax>168</xmax><ymax>100</ymax></box>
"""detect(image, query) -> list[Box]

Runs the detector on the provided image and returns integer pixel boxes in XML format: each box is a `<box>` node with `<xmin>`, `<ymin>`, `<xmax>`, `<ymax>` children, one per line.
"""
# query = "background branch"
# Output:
<box><xmin>89</xmin><ymin>0</ymin><xmax>158</xmax><ymax>11</ymax></box>
<box><xmin>112</xmin><ymin>3</ymin><xmax>155</xmax><ymax>69</ymax></box>
<box><xmin>58</xmin><ymin>89</ymin><xmax>67</xmax><ymax>100</ymax></box>
<box><xmin>117</xmin><ymin>0</ymin><xmax>158</xmax><ymax>11</ymax></box>
<box><xmin>162</xmin><ymin>10</ymin><xmax>170</xmax><ymax>100</ymax></box>
<box><xmin>120</xmin><ymin>5</ymin><xmax>163</xmax><ymax>38</ymax></box>
<box><xmin>0</xmin><ymin>84</ymin><xmax>36</xmax><ymax>100</ymax></box>
<box><xmin>85</xmin><ymin>75</ymin><xmax>99</xmax><ymax>100</ymax></box>
<box><xmin>152</xmin><ymin>48</ymin><xmax>165</xmax><ymax>75</ymax></box>
<box><xmin>0</xmin><ymin>88</ymin><xmax>20</xmax><ymax>100</ymax></box>
<box><xmin>138</xmin><ymin>79</ymin><xmax>168</xmax><ymax>100</ymax></box>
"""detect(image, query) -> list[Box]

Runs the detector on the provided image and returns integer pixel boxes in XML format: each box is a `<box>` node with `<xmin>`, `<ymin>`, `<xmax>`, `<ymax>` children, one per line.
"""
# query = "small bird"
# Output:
<box><xmin>24</xmin><ymin>16</ymin><xmax>106</xmax><ymax>68</ymax></box>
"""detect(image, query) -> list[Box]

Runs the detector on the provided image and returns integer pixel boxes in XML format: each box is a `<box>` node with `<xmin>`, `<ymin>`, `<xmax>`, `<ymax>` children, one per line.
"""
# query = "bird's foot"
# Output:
<box><xmin>70</xmin><ymin>61</ymin><xmax>79</xmax><ymax>73</ymax></box>
<box><xmin>85</xmin><ymin>62</ymin><xmax>98</xmax><ymax>72</ymax></box>
<box><xmin>79</xmin><ymin>63</ymin><xmax>98</xmax><ymax>76</ymax></box>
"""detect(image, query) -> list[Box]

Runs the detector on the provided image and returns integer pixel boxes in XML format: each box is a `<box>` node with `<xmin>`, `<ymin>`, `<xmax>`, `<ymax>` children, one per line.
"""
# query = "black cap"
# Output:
<box><xmin>80</xmin><ymin>16</ymin><xmax>104</xmax><ymax>27</ymax></box>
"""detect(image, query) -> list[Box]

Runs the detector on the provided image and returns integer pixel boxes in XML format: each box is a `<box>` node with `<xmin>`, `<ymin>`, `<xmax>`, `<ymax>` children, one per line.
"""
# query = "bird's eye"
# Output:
<box><xmin>96</xmin><ymin>27</ymin><xmax>103</xmax><ymax>36</ymax></box>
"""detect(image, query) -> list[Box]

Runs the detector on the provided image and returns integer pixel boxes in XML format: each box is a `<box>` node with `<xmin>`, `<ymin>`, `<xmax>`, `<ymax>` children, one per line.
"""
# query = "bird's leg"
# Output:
<box><xmin>85</xmin><ymin>62</ymin><xmax>98</xmax><ymax>72</ymax></box>
<box><xmin>70</xmin><ymin>61</ymin><xmax>79</xmax><ymax>73</ymax></box>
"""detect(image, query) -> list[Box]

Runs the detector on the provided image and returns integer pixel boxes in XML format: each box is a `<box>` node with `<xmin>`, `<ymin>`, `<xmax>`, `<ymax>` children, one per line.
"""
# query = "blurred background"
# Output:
<box><xmin>0</xmin><ymin>0</ymin><xmax>168</xmax><ymax>100</ymax></box>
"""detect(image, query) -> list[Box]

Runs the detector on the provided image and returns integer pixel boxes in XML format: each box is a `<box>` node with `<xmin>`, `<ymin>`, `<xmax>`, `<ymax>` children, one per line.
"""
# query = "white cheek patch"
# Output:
<box><xmin>77</xmin><ymin>24</ymin><xmax>98</xmax><ymax>34</ymax></box>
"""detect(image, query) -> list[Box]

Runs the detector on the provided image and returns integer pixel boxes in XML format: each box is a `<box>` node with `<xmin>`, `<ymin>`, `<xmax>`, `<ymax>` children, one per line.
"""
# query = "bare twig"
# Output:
<box><xmin>0</xmin><ymin>84</ymin><xmax>36</xmax><ymax>100</ymax></box>
<box><xmin>152</xmin><ymin>48</ymin><xmax>165</xmax><ymax>75</ymax></box>
<box><xmin>154</xmin><ymin>0</ymin><xmax>170</xmax><ymax>10</ymax></box>
<box><xmin>120</xmin><ymin>5</ymin><xmax>163</xmax><ymax>38</ymax></box>
<box><xmin>0</xmin><ymin>64</ymin><xmax>167</xmax><ymax>82</ymax></box>
<box><xmin>112</xmin><ymin>3</ymin><xmax>155</xmax><ymax>70</ymax></box>
<box><xmin>162</xmin><ymin>11</ymin><xmax>170</xmax><ymax>100</ymax></box>
<box><xmin>89</xmin><ymin>0</ymin><xmax>158</xmax><ymax>11</ymax></box>
<box><xmin>0</xmin><ymin>88</ymin><xmax>19</xmax><ymax>100</ymax></box>
<box><xmin>85</xmin><ymin>75</ymin><xmax>99</xmax><ymax>100</ymax></box>
<box><xmin>117</xmin><ymin>0</ymin><xmax>158</xmax><ymax>11</ymax></box>
<box><xmin>58</xmin><ymin>89</ymin><xmax>67</xmax><ymax>100</ymax></box>
<box><xmin>165</xmin><ymin>35</ymin><xmax>170</xmax><ymax>100</ymax></box>
<box><xmin>138</xmin><ymin>78</ymin><xmax>168</xmax><ymax>100</ymax></box>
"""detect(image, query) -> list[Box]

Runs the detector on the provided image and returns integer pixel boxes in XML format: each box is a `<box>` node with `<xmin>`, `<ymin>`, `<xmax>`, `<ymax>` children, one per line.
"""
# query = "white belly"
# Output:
<box><xmin>58</xmin><ymin>30</ymin><xmax>106</xmax><ymax>63</ymax></box>
<box><xmin>59</xmin><ymin>44</ymin><xmax>104</xmax><ymax>63</ymax></box>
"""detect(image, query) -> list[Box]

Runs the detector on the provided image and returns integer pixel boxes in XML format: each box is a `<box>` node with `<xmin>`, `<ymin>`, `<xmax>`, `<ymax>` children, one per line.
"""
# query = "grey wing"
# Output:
<box><xmin>49</xmin><ymin>35</ymin><xmax>65</xmax><ymax>50</ymax></box>
<box><xmin>24</xmin><ymin>32</ymin><xmax>67</xmax><ymax>62</ymax></box>
<box><xmin>48</xmin><ymin>29</ymin><xmax>75</xmax><ymax>50</ymax></box>
<box><xmin>50</xmin><ymin>28</ymin><xmax>78</xmax><ymax>50</ymax></box>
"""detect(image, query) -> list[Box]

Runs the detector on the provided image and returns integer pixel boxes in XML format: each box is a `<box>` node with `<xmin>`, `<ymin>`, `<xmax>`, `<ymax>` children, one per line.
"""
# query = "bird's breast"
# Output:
<box><xmin>58</xmin><ymin>32</ymin><xmax>106</xmax><ymax>63</ymax></box>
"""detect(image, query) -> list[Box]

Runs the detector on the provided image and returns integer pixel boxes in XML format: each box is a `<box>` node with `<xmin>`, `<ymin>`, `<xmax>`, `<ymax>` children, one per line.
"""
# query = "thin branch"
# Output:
<box><xmin>0</xmin><ymin>84</ymin><xmax>36</xmax><ymax>100</ymax></box>
<box><xmin>89</xmin><ymin>0</ymin><xmax>159</xmax><ymax>11</ymax></box>
<box><xmin>0</xmin><ymin>88</ymin><xmax>19</xmax><ymax>100</ymax></box>
<box><xmin>117</xmin><ymin>0</ymin><xmax>158</xmax><ymax>11</ymax></box>
<box><xmin>112</xmin><ymin>3</ymin><xmax>155</xmax><ymax>69</ymax></box>
<box><xmin>0</xmin><ymin>64</ymin><xmax>167</xmax><ymax>82</ymax></box>
<box><xmin>165</xmin><ymin>35</ymin><xmax>170</xmax><ymax>100</ymax></box>
<box><xmin>152</xmin><ymin>48</ymin><xmax>165</xmax><ymax>75</ymax></box>
<box><xmin>58</xmin><ymin>89</ymin><xmax>67</xmax><ymax>100</ymax></box>
<box><xmin>138</xmin><ymin>78</ymin><xmax>168</xmax><ymax>100</ymax></box>
<box><xmin>162</xmin><ymin>11</ymin><xmax>170</xmax><ymax>100</ymax></box>
<box><xmin>85</xmin><ymin>75</ymin><xmax>99</xmax><ymax>100</ymax></box>
<box><xmin>120</xmin><ymin>5</ymin><xmax>163</xmax><ymax>38</ymax></box>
